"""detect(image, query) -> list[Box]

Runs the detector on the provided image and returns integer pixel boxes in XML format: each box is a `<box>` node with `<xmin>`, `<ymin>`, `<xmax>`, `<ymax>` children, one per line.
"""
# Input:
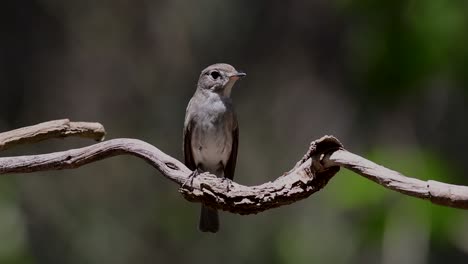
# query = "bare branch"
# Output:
<box><xmin>324</xmin><ymin>149</ymin><xmax>468</xmax><ymax>209</ymax></box>
<box><xmin>0</xmin><ymin>119</ymin><xmax>106</xmax><ymax>151</ymax></box>
<box><xmin>0</xmin><ymin>137</ymin><xmax>340</xmax><ymax>214</ymax></box>
<box><xmin>0</xmin><ymin>120</ymin><xmax>467</xmax><ymax>213</ymax></box>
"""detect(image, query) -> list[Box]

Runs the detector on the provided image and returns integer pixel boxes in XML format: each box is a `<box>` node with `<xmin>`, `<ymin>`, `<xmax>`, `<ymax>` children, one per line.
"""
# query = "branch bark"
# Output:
<box><xmin>1</xmin><ymin>120</ymin><xmax>467</xmax><ymax>214</ymax></box>
<box><xmin>324</xmin><ymin>150</ymin><xmax>468</xmax><ymax>209</ymax></box>
<box><xmin>0</xmin><ymin>119</ymin><xmax>106</xmax><ymax>151</ymax></box>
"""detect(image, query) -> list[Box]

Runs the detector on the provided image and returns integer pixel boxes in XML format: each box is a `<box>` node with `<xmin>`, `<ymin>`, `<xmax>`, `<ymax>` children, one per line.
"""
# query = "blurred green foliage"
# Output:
<box><xmin>343</xmin><ymin>0</ymin><xmax>468</xmax><ymax>101</ymax></box>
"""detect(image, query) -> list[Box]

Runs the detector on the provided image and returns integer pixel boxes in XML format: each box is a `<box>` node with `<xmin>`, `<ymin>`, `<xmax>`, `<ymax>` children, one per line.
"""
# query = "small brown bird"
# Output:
<box><xmin>183</xmin><ymin>63</ymin><xmax>246</xmax><ymax>232</ymax></box>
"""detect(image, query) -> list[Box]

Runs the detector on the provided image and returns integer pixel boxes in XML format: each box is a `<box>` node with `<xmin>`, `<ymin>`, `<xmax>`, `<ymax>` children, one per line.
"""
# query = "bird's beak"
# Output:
<box><xmin>229</xmin><ymin>71</ymin><xmax>247</xmax><ymax>80</ymax></box>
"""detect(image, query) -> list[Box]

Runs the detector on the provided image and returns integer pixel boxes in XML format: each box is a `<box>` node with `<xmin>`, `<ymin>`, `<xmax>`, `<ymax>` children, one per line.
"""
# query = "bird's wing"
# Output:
<box><xmin>224</xmin><ymin>118</ymin><xmax>238</xmax><ymax>180</ymax></box>
<box><xmin>183</xmin><ymin>118</ymin><xmax>197</xmax><ymax>171</ymax></box>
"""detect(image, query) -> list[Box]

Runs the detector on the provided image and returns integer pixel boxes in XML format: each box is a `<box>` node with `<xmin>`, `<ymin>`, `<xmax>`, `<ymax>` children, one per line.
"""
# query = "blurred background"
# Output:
<box><xmin>1</xmin><ymin>0</ymin><xmax>468</xmax><ymax>263</ymax></box>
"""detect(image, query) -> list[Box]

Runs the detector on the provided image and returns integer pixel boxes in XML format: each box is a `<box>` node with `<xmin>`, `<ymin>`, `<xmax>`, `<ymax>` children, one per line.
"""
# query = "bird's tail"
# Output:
<box><xmin>199</xmin><ymin>205</ymin><xmax>219</xmax><ymax>233</ymax></box>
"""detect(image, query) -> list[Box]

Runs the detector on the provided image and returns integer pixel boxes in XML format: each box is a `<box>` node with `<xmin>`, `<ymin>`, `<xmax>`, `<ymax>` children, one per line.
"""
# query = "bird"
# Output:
<box><xmin>183</xmin><ymin>63</ymin><xmax>246</xmax><ymax>233</ymax></box>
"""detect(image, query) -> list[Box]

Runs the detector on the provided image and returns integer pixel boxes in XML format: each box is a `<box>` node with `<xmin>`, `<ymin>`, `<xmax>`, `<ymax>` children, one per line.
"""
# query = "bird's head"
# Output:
<box><xmin>197</xmin><ymin>63</ymin><xmax>246</xmax><ymax>97</ymax></box>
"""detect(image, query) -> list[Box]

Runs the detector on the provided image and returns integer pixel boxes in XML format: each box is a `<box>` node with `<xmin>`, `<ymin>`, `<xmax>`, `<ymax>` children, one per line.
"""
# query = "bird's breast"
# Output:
<box><xmin>191</xmin><ymin>113</ymin><xmax>233</xmax><ymax>172</ymax></box>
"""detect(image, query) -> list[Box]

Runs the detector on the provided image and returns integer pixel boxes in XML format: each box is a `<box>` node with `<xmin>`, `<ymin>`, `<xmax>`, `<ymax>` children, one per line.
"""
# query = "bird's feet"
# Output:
<box><xmin>221</xmin><ymin>177</ymin><xmax>235</xmax><ymax>192</ymax></box>
<box><xmin>182</xmin><ymin>168</ymin><xmax>201</xmax><ymax>188</ymax></box>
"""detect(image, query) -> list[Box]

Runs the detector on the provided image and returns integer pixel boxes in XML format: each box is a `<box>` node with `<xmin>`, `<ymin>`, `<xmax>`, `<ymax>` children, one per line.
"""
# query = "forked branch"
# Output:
<box><xmin>0</xmin><ymin>120</ymin><xmax>467</xmax><ymax>214</ymax></box>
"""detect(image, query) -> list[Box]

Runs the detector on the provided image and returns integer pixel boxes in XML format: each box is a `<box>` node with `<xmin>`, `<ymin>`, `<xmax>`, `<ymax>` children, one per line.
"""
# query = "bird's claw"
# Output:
<box><xmin>222</xmin><ymin>178</ymin><xmax>234</xmax><ymax>192</ymax></box>
<box><xmin>182</xmin><ymin>169</ymin><xmax>201</xmax><ymax>188</ymax></box>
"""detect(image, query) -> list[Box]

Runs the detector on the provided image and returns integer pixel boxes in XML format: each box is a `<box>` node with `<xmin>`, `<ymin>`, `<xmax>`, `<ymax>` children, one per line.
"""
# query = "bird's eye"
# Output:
<box><xmin>210</xmin><ymin>71</ymin><xmax>221</xmax><ymax>79</ymax></box>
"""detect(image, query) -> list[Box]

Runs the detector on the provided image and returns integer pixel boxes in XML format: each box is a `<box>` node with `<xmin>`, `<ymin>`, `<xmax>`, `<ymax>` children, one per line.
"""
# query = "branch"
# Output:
<box><xmin>0</xmin><ymin>119</ymin><xmax>106</xmax><ymax>151</ymax></box>
<box><xmin>324</xmin><ymin>150</ymin><xmax>468</xmax><ymax>209</ymax></box>
<box><xmin>0</xmin><ymin>120</ymin><xmax>467</xmax><ymax>213</ymax></box>
<box><xmin>0</xmin><ymin>137</ymin><xmax>339</xmax><ymax>214</ymax></box>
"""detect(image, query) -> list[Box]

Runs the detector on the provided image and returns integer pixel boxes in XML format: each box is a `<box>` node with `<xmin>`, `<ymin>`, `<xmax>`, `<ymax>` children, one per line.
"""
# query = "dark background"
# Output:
<box><xmin>1</xmin><ymin>1</ymin><xmax>468</xmax><ymax>263</ymax></box>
